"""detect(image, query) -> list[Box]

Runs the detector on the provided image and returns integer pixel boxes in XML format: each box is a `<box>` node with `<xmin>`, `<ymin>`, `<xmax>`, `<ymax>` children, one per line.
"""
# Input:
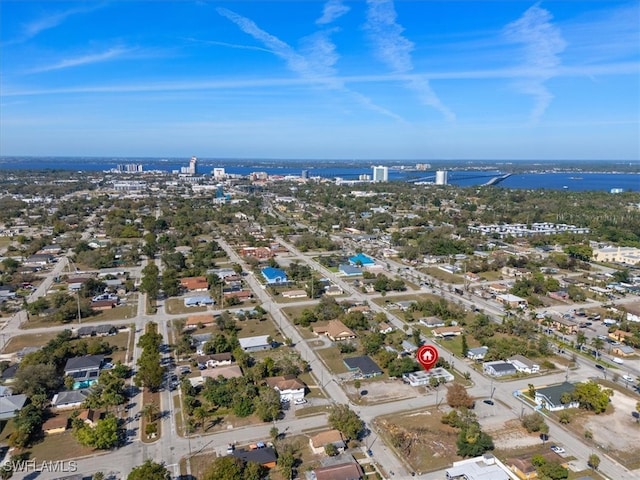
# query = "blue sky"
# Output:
<box><xmin>1</xmin><ymin>0</ymin><xmax>638</xmax><ymax>160</ymax></box>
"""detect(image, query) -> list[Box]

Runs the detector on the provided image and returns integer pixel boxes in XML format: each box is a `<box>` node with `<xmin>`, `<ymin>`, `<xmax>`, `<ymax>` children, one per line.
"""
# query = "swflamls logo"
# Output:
<box><xmin>1</xmin><ymin>459</ymin><xmax>78</xmax><ymax>473</ymax></box>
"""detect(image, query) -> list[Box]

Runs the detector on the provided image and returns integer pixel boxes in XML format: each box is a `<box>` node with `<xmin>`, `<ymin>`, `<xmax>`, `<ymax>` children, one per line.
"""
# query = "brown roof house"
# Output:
<box><xmin>432</xmin><ymin>326</ymin><xmax>463</xmax><ymax>338</ymax></box>
<box><xmin>313</xmin><ymin>320</ymin><xmax>356</xmax><ymax>342</ymax></box>
<box><xmin>312</xmin><ymin>461</ymin><xmax>364</xmax><ymax>480</ymax></box>
<box><xmin>309</xmin><ymin>429</ymin><xmax>346</xmax><ymax>455</ymax></box>
<box><xmin>180</xmin><ymin>276</ymin><xmax>209</xmax><ymax>292</ymax></box>
<box><xmin>508</xmin><ymin>451</ymin><xmax>568</xmax><ymax>479</ymax></box>
<box><xmin>184</xmin><ymin>314</ymin><xmax>215</xmax><ymax>330</ymax></box>
<box><xmin>265</xmin><ymin>375</ymin><xmax>306</xmax><ymax>402</ymax></box>
<box><xmin>42</xmin><ymin>414</ymin><xmax>68</xmax><ymax>435</ymax></box>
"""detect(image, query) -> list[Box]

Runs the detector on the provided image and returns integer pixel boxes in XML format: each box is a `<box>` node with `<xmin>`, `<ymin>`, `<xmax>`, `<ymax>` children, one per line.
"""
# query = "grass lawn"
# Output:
<box><xmin>140</xmin><ymin>389</ymin><xmax>161</xmax><ymax>443</ymax></box>
<box><xmin>315</xmin><ymin>346</ymin><xmax>349</xmax><ymax>374</ymax></box>
<box><xmin>90</xmin><ymin>303</ymin><xmax>137</xmax><ymax>322</ymax></box>
<box><xmin>27</xmin><ymin>431</ymin><xmax>97</xmax><ymax>461</ymax></box>
<box><xmin>3</xmin><ymin>332</ymin><xmax>60</xmax><ymax>353</ymax></box>
<box><xmin>237</xmin><ymin>317</ymin><xmax>281</xmax><ymax>340</ymax></box>
<box><xmin>166</xmin><ymin>299</ymin><xmax>207</xmax><ymax>315</ymax></box>
<box><xmin>420</xmin><ymin>267</ymin><xmax>464</xmax><ymax>285</ymax></box>
<box><xmin>374</xmin><ymin>407</ymin><xmax>461</xmax><ymax>474</ymax></box>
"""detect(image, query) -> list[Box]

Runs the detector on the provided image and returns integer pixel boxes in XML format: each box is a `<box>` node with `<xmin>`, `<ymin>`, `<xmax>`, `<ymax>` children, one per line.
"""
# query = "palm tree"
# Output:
<box><xmin>591</xmin><ymin>337</ymin><xmax>605</xmax><ymax>360</ymax></box>
<box><xmin>142</xmin><ymin>402</ymin><xmax>159</xmax><ymax>423</ymax></box>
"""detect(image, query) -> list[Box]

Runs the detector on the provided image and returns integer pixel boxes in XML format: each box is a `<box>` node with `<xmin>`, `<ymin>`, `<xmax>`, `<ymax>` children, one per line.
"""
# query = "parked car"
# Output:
<box><xmin>550</xmin><ymin>445</ymin><xmax>565</xmax><ymax>455</ymax></box>
<box><xmin>595</xmin><ymin>364</ymin><xmax>605</xmax><ymax>370</ymax></box>
<box><xmin>622</xmin><ymin>374</ymin><xmax>634</xmax><ymax>382</ymax></box>
<box><xmin>483</xmin><ymin>399</ymin><xmax>494</xmax><ymax>405</ymax></box>
<box><xmin>294</xmin><ymin>398</ymin><xmax>307</xmax><ymax>405</ymax></box>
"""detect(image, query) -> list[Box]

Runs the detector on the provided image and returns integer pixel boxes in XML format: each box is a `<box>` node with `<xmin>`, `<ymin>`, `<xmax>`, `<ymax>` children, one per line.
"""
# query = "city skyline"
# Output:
<box><xmin>1</xmin><ymin>1</ymin><xmax>638</xmax><ymax>161</ymax></box>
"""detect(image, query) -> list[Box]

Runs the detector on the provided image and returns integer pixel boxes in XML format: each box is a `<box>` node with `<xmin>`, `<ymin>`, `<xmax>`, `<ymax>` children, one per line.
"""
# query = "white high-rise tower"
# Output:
<box><xmin>372</xmin><ymin>165</ymin><xmax>388</xmax><ymax>182</ymax></box>
<box><xmin>435</xmin><ymin>170</ymin><xmax>448</xmax><ymax>185</ymax></box>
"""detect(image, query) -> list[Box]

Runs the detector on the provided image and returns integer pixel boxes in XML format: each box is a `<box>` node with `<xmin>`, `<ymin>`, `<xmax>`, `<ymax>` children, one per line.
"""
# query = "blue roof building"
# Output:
<box><xmin>261</xmin><ymin>267</ymin><xmax>288</xmax><ymax>284</ymax></box>
<box><xmin>348</xmin><ymin>253</ymin><xmax>375</xmax><ymax>266</ymax></box>
<box><xmin>338</xmin><ymin>264</ymin><xmax>362</xmax><ymax>276</ymax></box>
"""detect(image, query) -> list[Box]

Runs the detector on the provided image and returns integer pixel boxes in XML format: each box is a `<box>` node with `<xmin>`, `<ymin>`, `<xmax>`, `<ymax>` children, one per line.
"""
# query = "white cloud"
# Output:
<box><xmin>217</xmin><ymin>6</ymin><xmax>403</xmax><ymax>121</ymax></box>
<box><xmin>364</xmin><ymin>0</ymin><xmax>455</xmax><ymax>121</ymax></box>
<box><xmin>316</xmin><ymin>0</ymin><xmax>351</xmax><ymax>25</ymax></box>
<box><xmin>504</xmin><ymin>3</ymin><xmax>567</xmax><ymax>123</ymax></box>
<box><xmin>6</xmin><ymin>3</ymin><xmax>106</xmax><ymax>45</ymax></box>
<box><xmin>27</xmin><ymin>47</ymin><xmax>131</xmax><ymax>73</ymax></box>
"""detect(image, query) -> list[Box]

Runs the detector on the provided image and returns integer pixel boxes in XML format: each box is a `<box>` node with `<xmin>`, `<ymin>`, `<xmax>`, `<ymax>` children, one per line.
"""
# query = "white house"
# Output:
<box><xmin>507</xmin><ymin>355</ymin><xmax>540</xmax><ymax>374</ymax></box>
<box><xmin>265</xmin><ymin>375</ymin><xmax>306</xmax><ymax>402</ymax></box>
<box><xmin>238</xmin><ymin>335</ymin><xmax>272</xmax><ymax>352</ymax></box>
<box><xmin>534</xmin><ymin>382</ymin><xmax>579</xmax><ymax>411</ymax></box>
<box><xmin>483</xmin><ymin>360</ymin><xmax>516</xmax><ymax>377</ymax></box>
<box><xmin>467</xmin><ymin>346</ymin><xmax>489</xmax><ymax>361</ymax></box>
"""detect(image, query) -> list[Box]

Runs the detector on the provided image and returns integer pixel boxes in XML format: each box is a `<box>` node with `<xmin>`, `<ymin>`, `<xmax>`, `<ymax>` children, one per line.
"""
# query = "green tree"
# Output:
<box><xmin>588</xmin><ymin>453</ymin><xmax>601</xmax><ymax>470</ymax></box>
<box><xmin>277</xmin><ymin>449</ymin><xmax>295</xmax><ymax>480</ymax></box>
<box><xmin>572</xmin><ymin>381</ymin><xmax>613</xmax><ymax>413</ymax></box>
<box><xmin>328</xmin><ymin>404</ymin><xmax>363</xmax><ymax>441</ymax></box>
<box><xmin>456</xmin><ymin>422</ymin><xmax>494</xmax><ymax>457</ymax></box>
<box><xmin>461</xmin><ymin>334</ymin><xmax>469</xmax><ymax>357</ymax></box>
<box><xmin>127</xmin><ymin>460</ymin><xmax>170</xmax><ymax>480</ymax></box>
<box><xmin>202</xmin><ymin>456</ymin><xmax>244</xmax><ymax>480</ymax></box>
<box><xmin>140</xmin><ymin>263</ymin><xmax>160</xmax><ymax>299</ymax></box>
<box><xmin>254</xmin><ymin>387</ymin><xmax>281</xmax><ymax>422</ymax></box>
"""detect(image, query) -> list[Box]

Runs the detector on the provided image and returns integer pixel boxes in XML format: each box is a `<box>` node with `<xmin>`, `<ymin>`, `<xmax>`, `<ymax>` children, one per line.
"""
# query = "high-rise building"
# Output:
<box><xmin>212</xmin><ymin>167</ymin><xmax>226</xmax><ymax>179</ymax></box>
<box><xmin>116</xmin><ymin>164</ymin><xmax>143</xmax><ymax>173</ymax></box>
<box><xmin>301</xmin><ymin>170</ymin><xmax>309</xmax><ymax>179</ymax></box>
<box><xmin>372</xmin><ymin>165</ymin><xmax>388</xmax><ymax>182</ymax></box>
<box><xmin>189</xmin><ymin>156</ymin><xmax>197</xmax><ymax>175</ymax></box>
<box><xmin>435</xmin><ymin>170</ymin><xmax>448</xmax><ymax>185</ymax></box>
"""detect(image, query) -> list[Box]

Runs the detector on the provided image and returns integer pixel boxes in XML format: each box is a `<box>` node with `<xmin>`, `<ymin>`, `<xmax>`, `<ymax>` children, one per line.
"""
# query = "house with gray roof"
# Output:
<box><xmin>344</xmin><ymin>356</ymin><xmax>382</xmax><ymax>378</ymax></box>
<box><xmin>483</xmin><ymin>360</ymin><xmax>516</xmax><ymax>377</ymax></box>
<box><xmin>239</xmin><ymin>335</ymin><xmax>272</xmax><ymax>352</ymax></box>
<box><xmin>535</xmin><ymin>382</ymin><xmax>579</xmax><ymax>411</ymax></box>
<box><xmin>52</xmin><ymin>389</ymin><xmax>91</xmax><ymax>410</ymax></box>
<box><xmin>0</xmin><ymin>394</ymin><xmax>27</xmax><ymax>420</ymax></box>
<box><xmin>467</xmin><ymin>346</ymin><xmax>488</xmax><ymax>361</ymax></box>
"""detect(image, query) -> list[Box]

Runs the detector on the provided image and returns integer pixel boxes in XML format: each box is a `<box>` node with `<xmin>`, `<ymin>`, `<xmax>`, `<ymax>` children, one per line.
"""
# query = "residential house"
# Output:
<box><xmin>508</xmin><ymin>451</ymin><xmax>568</xmax><ymax>479</ymax></box>
<box><xmin>313</xmin><ymin>320</ymin><xmax>356</xmax><ymax>342</ymax></box>
<box><xmin>325</xmin><ymin>285</ymin><xmax>344</xmax><ymax>296</ymax></box>
<box><xmin>184</xmin><ymin>314</ymin><xmax>215</xmax><ymax>330</ymax></box>
<box><xmin>282</xmin><ymin>289</ymin><xmax>307</xmax><ymax>299</ymax></box>
<box><xmin>223</xmin><ymin>289</ymin><xmax>253</xmax><ymax>302</ymax></box>
<box><xmin>1</xmin><ymin>364</ymin><xmax>18</xmax><ymax>383</ymax></box>
<box><xmin>402</xmin><ymin>368</ymin><xmax>454</xmax><ymax>387</ymax></box>
<box><xmin>261</xmin><ymin>267</ymin><xmax>288</xmax><ymax>285</ymax></box>
<box><xmin>419</xmin><ymin>316</ymin><xmax>445</xmax><ymax>328</ymax></box>
<box><xmin>549</xmin><ymin>317</ymin><xmax>578</xmax><ymax>334</ymax></box>
<box><xmin>432</xmin><ymin>326</ymin><xmax>464</xmax><ymax>338</ymax></box>
<box><xmin>488</xmin><ymin>283</ymin><xmax>510</xmax><ymax>295</ymax></box>
<box><xmin>196</xmin><ymin>352</ymin><xmax>233</xmax><ymax>369</ymax></box>
<box><xmin>612</xmin><ymin>345</ymin><xmax>635</xmax><ymax>357</ymax></box>
<box><xmin>0</xmin><ymin>394</ymin><xmax>27</xmax><ymax>420</ymax></box>
<box><xmin>483</xmin><ymin>361</ymin><xmax>517</xmax><ymax>377</ymax></box>
<box><xmin>265</xmin><ymin>375</ymin><xmax>306</xmax><ymax>402</ymax></box>
<box><xmin>377</xmin><ymin>322</ymin><xmax>394</xmax><ymax>334</ymax></box>
<box><xmin>467</xmin><ymin>346</ymin><xmax>489</xmax><ymax>361</ymax></box>
<box><xmin>24</xmin><ymin>254</ymin><xmax>53</xmax><ymax>266</ymax></box>
<box><xmin>0</xmin><ymin>287</ymin><xmax>16</xmax><ymax>300</ymax></box>
<box><xmin>239</xmin><ymin>246</ymin><xmax>274</xmax><ymax>260</ymax></box>
<box><xmin>232</xmin><ymin>447</ymin><xmax>277</xmax><ymax>469</ymax></box>
<box><xmin>401</xmin><ymin>340</ymin><xmax>418</xmax><ymax>354</ymax></box>
<box><xmin>238</xmin><ymin>335</ymin><xmax>272</xmax><ymax>352</ymax></box>
<box><xmin>42</xmin><ymin>415</ymin><xmax>68</xmax><ymax>435</ymax></box>
<box><xmin>534</xmin><ymin>382</ymin><xmax>578</xmax><ymax>411</ymax></box>
<box><xmin>395</xmin><ymin>300</ymin><xmax>416</xmax><ymax>311</ymax></box>
<box><xmin>184</xmin><ymin>295</ymin><xmax>215</xmax><ymax>307</ymax></box>
<box><xmin>507</xmin><ymin>355</ymin><xmax>540</xmax><ymax>374</ymax></box>
<box><xmin>609</xmin><ymin>330</ymin><xmax>634</xmax><ymax>343</ymax></box>
<box><xmin>64</xmin><ymin>354</ymin><xmax>104</xmax><ymax>387</ymax></box>
<box><xmin>77</xmin><ymin>409</ymin><xmax>98</xmax><ymax>427</ymax></box>
<box><xmin>90</xmin><ymin>299</ymin><xmax>117</xmax><ymax>311</ymax></box>
<box><xmin>312</xmin><ymin>461</ymin><xmax>364</xmax><ymax>480</ymax></box>
<box><xmin>51</xmin><ymin>389</ymin><xmax>92</xmax><ymax>410</ymax></box>
<box><xmin>496</xmin><ymin>294</ymin><xmax>528</xmax><ymax>309</ymax></box>
<box><xmin>343</xmin><ymin>356</ymin><xmax>382</xmax><ymax>378</ymax></box>
<box><xmin>77</xmin><ymin>324</ymin><xmax>117</xmax><ymax>338</ymax></box>
<box><xmin>180</xmin><ymin>276</ymin><xmax>209</xmax><ymax>292</ymax></box>
<box><xmin>309</xmin><ymin>430</ymin><xmax>346</xmax><ymax>455</ymax></box>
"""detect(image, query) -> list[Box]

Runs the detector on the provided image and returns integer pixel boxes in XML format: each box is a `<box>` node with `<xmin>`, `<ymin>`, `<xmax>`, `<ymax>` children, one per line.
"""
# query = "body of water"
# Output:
<box><xmin>0</xmin><ymin>157</ymin><xmax>637</xmax><ymax>192</ymax></box>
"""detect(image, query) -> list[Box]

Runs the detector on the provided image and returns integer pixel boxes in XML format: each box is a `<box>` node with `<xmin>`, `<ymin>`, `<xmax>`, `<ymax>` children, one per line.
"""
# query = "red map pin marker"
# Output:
<box><xmin>416</xmin><ymin>345</ymin><xmax>439</xmax><ymax>371</ymax></box>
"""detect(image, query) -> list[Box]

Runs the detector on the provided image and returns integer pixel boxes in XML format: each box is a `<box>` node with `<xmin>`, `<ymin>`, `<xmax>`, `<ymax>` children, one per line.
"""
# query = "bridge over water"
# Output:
<box><xmin>407</xmin><ymin>171</ymin><xmax>512</xmax><ymax>185</ymax></box>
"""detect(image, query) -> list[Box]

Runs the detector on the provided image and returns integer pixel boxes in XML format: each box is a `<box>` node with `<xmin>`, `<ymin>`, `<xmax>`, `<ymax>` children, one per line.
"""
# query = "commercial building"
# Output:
<box><xmin>372</xmin><ymin>165</ymin><xmax>388</xmax><ymax>182</ymax></box>
<box><xmin>435</xmin><ymin>170</ymin><xmax>448</xmax><ymax>185</ymax></box>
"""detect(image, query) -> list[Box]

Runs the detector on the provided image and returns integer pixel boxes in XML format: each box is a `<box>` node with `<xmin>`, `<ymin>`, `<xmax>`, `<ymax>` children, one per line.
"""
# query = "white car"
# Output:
<box><xmin>550</xmin><ymin>445</ymin><xmax>565</xmax><ymax>455</ymax></box>
<box><xmin>294</xmin><ymin>398</ymin><xmax>307</xmax><ymax>405</ymax></box>
<box><xmin>622</xmin><ymin>374</ymin><xmax>635</xmax><ymax>382</ymax></box>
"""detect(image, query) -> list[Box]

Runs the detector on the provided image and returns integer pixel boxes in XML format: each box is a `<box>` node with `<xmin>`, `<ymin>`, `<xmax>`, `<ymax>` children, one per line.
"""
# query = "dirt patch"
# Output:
<box><xmin>374</xmin><ymin>408</ymin><xmax>461</xmax><ymax>473</ymax></box>
<box><xmin>345</xmin><ymin>378</ymin><xmax>418</xmax><ymax>405</ymax></box>
<box><xmin>573</xmin><ymin>388</ymin><xmax>640</xmax><ymax>469</ymax></box>
<box><xmin>485</xmin><ymin>419</ymin><xmax>541</xmax><ymax>450</ymax></box>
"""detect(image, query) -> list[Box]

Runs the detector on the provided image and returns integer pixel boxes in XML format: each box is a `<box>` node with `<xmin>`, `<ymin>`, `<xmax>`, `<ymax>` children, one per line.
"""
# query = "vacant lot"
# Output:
<box><xmin>344</xmin><ymin>378</ymin><xmax>417</xmax><ymax>405</ymax></box>
<box><xmin>374</xmin><ymin>407</ymin><xmax>461</xmax><ymax>473</ymax></box>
